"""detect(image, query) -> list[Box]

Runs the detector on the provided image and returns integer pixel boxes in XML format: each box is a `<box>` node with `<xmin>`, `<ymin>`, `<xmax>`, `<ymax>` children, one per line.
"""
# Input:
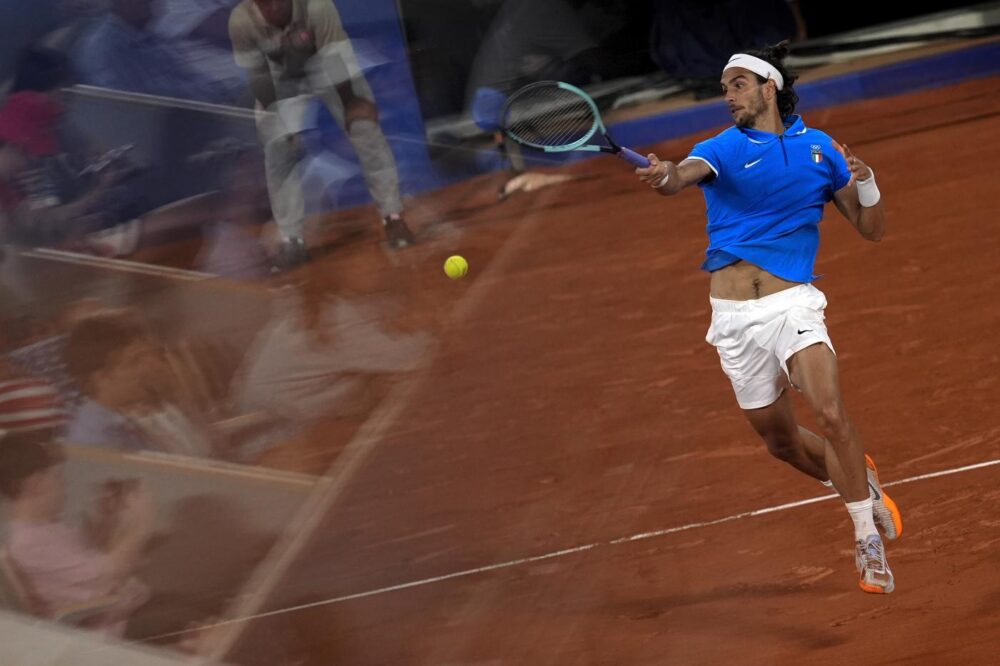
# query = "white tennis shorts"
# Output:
<box><xmin>705</xmin><ymin>283</ymin><xmax>835</xmax><ymax>410</ymax></box>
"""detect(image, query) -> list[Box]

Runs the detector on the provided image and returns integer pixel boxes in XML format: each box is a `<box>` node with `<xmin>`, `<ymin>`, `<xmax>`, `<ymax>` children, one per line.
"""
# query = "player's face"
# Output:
<box><xmin>254</xmin><ymin>0</ymin><xmax>294</xmax><ymax>27</ymax></box>
<box><xmin>721</xmin><ymin>70</ymin><xmax>770</xmax><ymax>129</ymax></box>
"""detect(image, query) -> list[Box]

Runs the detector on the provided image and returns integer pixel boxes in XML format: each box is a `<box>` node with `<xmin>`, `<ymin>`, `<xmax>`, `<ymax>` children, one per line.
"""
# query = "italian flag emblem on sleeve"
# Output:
<box><xmin>811</xmin><ymin>145</ymin><xmax>823</xmax><ymax>163</ymax></box>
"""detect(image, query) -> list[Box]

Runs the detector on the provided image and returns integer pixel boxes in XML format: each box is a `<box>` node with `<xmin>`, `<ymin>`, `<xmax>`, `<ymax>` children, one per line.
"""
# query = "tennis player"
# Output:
<box><xmin>636</xmin><ymin>43</ymin><xmax>901</xmax><ymax>594</ymax></box>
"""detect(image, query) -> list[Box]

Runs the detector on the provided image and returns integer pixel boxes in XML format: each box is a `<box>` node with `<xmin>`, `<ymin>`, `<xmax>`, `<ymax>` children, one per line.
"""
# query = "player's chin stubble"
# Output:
<box><xmin>737</xmin><ymin>93</ymin><xmax>767</xmax><ymax>129</ymax></box>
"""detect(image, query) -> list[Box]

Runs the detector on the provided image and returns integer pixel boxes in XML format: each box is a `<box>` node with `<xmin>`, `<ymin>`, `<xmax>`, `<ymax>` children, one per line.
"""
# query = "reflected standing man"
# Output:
<box><xmin>229</xmin><ymin>0</ymin><xmax>415</xmax><ymax>270</ymax></box>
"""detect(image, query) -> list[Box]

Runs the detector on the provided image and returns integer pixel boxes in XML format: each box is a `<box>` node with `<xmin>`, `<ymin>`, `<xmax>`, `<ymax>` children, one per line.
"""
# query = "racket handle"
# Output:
<box><xmin>617</xmin><ymin>147</ymin><xmax>651</xmax><ymax>168</ymax></box>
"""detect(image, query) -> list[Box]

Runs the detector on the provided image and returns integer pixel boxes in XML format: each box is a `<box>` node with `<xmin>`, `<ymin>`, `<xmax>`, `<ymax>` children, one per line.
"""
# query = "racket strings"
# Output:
<box><xmin>502</xmin><ymin>87</ymin><xmax>597</xmax><ymax>148</ymax></box>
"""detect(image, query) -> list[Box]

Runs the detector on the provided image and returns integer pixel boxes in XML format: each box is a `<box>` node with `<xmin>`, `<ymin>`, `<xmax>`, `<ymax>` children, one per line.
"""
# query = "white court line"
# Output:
<box><xmin>146</xmin><ymin>455</ymin><xmax>1000</xmax><ymax>642</ymax></box>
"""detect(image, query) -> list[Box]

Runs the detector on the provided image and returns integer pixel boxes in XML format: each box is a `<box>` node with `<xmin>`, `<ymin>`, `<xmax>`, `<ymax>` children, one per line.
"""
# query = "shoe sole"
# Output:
<box><xmin>858</xmin><ymin>577</ymin><xmax>895</xmax><ymax>594</ymax></box>
<box><xmin>866</xmin><ymin>454</ymin><xmax>903</xmax><ymax>540</ymax></box>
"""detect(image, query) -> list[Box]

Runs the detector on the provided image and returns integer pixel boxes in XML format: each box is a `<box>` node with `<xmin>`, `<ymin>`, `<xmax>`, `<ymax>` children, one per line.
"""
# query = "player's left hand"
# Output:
<box><xmin>344</xmin><ymin>98</ymin><xmax>379</xmax><ymax>127</ymax></box>
<box><xmin>843</xmin><ymin>144</ymin><xmax>873</xmax><ymax>183</ymax></box>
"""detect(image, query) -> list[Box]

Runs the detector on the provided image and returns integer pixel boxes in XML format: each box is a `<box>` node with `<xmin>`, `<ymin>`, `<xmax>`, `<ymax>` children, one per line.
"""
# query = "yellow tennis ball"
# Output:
<box><xmin>444</xmin><ymin>255</ymin><xmax>468</xmax><ymax>279</ymax></box>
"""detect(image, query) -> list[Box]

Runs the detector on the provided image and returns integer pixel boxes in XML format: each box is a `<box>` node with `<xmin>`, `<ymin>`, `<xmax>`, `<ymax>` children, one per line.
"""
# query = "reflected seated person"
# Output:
<box><xmin>0</xmin><ymin>433</ymin><xmax>153</xmax><ymax>636</ymax></box>
<box><xmin>62</xmin><ymin>309</ymin><xmax>223</xmax><ymax>458</ymax></box>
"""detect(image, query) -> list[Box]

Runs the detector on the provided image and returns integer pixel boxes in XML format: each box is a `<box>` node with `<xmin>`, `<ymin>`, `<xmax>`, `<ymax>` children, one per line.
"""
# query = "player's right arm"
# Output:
<box><xmin>228</xmin><ymin>5</ymin><xmax>276</xmax><ymax>108</ymax></box>
<box><xmin>636</xmin><ymin>155</ymin><xmax>713</xmax><ymax>196</ymax></box>
<box><xmin>247</xmin><ymin>68</ymin><xmax>277</xmax><ymax>109</ymax></box>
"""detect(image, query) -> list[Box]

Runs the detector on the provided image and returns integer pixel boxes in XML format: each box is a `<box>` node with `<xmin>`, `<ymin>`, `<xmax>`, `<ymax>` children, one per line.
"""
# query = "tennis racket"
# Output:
<box><xmin>500</xmin><ymin>81</ymin><xmax>650</xmax><ymax>168</ymax></box>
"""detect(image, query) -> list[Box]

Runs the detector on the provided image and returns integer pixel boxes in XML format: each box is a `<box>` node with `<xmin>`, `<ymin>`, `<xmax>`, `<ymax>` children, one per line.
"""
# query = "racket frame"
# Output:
<box><xmin>501</xmin><ymin>81</ymin><xmax>649</xmax><ymax>167</ymax></box>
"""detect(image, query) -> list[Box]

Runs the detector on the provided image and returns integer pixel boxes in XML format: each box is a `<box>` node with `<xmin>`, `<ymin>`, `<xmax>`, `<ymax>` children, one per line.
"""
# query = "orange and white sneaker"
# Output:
<box><xmin>866</xmin><ymin>454</ymin><xmax>903</xmax><ymax>540</ymax></box>
<box><xmin>855</xmin><ymin>534</ymin><xmax>895</xmax><ymax>594</ymax></box>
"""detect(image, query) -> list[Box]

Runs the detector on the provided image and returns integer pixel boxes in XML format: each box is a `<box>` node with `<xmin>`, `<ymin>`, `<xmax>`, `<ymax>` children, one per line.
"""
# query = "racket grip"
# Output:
<box><xmin>617</xmin><ymin>147</ymin><xmax>651</xmax><ymax>168</ymax></box>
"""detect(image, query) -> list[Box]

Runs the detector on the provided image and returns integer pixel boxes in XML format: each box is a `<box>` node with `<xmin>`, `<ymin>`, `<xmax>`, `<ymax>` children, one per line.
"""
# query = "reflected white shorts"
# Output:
<box><xmin>706</xmin><ymin>283</ymin><xmax>835</xmax><ymax>409</ymax></box>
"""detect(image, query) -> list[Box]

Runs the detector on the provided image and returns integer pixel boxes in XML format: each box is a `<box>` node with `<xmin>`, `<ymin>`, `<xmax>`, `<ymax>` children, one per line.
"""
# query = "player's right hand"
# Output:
<box><xmin>636</xmin><ymin>153</ymin><xmax>676</xmax><ymax>189</ymax></box>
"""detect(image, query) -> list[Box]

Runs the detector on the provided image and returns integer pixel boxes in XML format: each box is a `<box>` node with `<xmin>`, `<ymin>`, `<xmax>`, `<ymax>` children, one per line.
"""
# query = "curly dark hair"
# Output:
<box><xmin>744</xmin><ymin>42</ymin><xmax>799</xmax><ymax>119</ymax></box>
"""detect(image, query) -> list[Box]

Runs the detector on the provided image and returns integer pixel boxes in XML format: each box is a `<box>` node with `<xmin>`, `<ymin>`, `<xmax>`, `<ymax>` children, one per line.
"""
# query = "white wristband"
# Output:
<box><xmin>856</xmin><ymin>169</ymin><xmax>880</xmax><ymax>207</ymax></box>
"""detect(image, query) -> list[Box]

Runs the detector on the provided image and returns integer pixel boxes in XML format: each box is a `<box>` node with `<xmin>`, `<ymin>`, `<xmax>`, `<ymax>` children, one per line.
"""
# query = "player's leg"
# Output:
<box><xmin>787</xmin><ymin>343</ymin><xmax>865</xmax><ymax>500</ymax></box>
<box><xmin>709</xmin><ymin>292</ymin><xmax>835</xmax><ymax>484</ymax></box>
<box><xmin>260</xmin><ymin>122</ymin><xmax>309</xmax><ymax>269</ymax></box>
<box><xmin>786</xmin><ymin>340</ymin><xmax>902</xmax><ymax>537</ymax></box>
<box><xmin>709</xmin><ymin>294</ymin><xmax>830</xmax><ymax>481</ymax></box>
<box><xmin>742</xmin><ymin>388</ymin><xmax>829</xmax><ymax>482</ymax></box>
<box><xmin>787</xmin><ymin>342</ymin><xmax>895</xmax><ymax>593</ymax></box>
<box><xmin>349</xmin><ymin>119</ymin><xmax>399</xmax><ymax>209</ymax></box>
<box><xmin>318</xmin><ymin>87</ymin><xmax>414</xmax><ymax>248</ymax></box>
<box><xmin>347</xmin><ymin>116</ymin><xmax>414</xmax><ymax>248</ymax></box>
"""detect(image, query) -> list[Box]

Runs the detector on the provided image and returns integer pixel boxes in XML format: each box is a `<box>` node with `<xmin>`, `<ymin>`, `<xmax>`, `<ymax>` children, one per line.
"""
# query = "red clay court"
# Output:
<box><xmin>185</xmin><ymin>66</ymin><xmax>1000</xmax><ymax>664</ymax></box>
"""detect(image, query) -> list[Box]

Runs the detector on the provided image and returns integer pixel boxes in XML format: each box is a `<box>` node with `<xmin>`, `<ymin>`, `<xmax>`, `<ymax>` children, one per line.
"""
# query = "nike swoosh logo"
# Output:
<box><xmin>744</xmin><ymin>158</ymin><xmax>763</xmax><ymax>168</ymax></box>
<box><xmin>869</xmin><ymin>481</ymin><xmax>881</xmax><ymax>501</ymax></box>
<box><xmin>797</xmin><ymin>329</ymin><xmax>813</xmax><ymax>335</ymax></box>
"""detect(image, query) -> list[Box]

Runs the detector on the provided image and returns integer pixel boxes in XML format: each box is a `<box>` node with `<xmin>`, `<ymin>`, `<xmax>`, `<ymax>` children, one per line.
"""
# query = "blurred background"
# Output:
<box><xmin>1</xmin><ymin>1</ymin><xmax>998</xmax><ymax>663</ymax></box>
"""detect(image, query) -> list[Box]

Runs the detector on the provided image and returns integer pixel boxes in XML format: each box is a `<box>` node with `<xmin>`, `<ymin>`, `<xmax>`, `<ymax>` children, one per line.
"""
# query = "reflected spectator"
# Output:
<box><xmin>231</xmin><ymin>269</ymin><xmax>430</xmax><ymax>451</ymax></box>
<box><xmin>470</xmin><ymin>86</ymin><xmax>574</xmax><ymax>201</ymax></box>
<box><xmin>0</xmin><ymin>91</ymin><xmax>119</xmax><ymax>247</ymax></box>
<box><xmin>10</xmin><ymin>46</ymin><xmax>73</xmax><ymax>96</ymax></box>
<box><xmin>5</xmin><ymin>48</ymin><xmax>146</xmax><ymax>247</ymax></box>
<box><xmin>0</xmin><ymin>434</ymin><xmax>153</xmax><ymax>636</ymax></box>
<box><xmin>0</xmin><ymin>126</ymin><xmax>31</xmax><ymax>241</ymax></box>
<box><xmin>0</xmin><ymin>298</ymin><xmax>95</xmax><ymax>416</ymax></box>
<box><xmin>149</xmin><ymin>0</ymin><xmax>249</xmax><ymax>105</ymax></box>
<box><xmin>649</xmin><ymin>0</ymin><xmax>799</xmax><ymax>99</ymax></box>
<box><xmin>465</xmin><ymin>0</ymin><xmax>608</xmax><ymax>199</ymax></box>
<box><xmin>189</xmin><ymin>139</ymin><xmax>273</xmax><ymax>280</ymax></box>
<box><xmin>229</xmin><ymin>0</ymin><xmax>416</xmax><ymax>270</ymax></box>
<box><xmin>89</xmin><ymin>137</ymin><xmax>275</xmax><ymax>270</ymax></box>
<box><xmin>11</xmin><ymin>46</ymin><xmax>142</xmax><ymax>182</ymax></box>
<box><xmin>465</xmin><ymin>0</ymin><xmax>607</xmax><ymax>102</ymax></box>
<box><xmin>63</xmin><ymin>309</ymin><xmax>222</xmax><ymax>458</ymax></box>
<box><xmin>399</xmin><ymin>0</ymin><xmax>496</xmax><ymax>120</ymax></box>
<box><xmin>0</xmin><ymin>0</ymin><xmax>73</xmax><ymax>89</ymax></box>
<box><xmin>72</xmin><ymin>0</ymin><xmax>239</xmax><ymax>104</ymax></box>
<box><xmin>0</xmin><ymin>361</ymin><xmax>68</xmax><ymax>443</ymax></box>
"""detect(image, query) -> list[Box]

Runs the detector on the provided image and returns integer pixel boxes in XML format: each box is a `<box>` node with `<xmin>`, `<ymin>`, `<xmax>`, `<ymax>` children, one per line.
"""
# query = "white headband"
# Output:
<box><xmin>724</xmin><ymin>54</ymin><xmax>784</xmax><ymax>91</ymax></box>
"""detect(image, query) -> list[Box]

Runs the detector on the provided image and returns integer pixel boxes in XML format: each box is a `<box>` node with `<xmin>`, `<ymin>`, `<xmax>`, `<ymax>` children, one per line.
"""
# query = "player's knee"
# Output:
<box><xmin>814</xmin><ymin>399</ymin><xmax>850</xmax><ymax>439</ymax></box>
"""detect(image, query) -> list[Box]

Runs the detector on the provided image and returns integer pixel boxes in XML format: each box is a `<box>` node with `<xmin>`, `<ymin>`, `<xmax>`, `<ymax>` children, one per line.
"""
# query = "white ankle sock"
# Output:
<box><xmin>820</xmin><ymin>479</ymin><xmax>834</xmax><ymax>488</ymax></box>
<box><xmin>846</xmin><ymin>498</ymin><xmax>878</xmax><ymax>540</ymax></box>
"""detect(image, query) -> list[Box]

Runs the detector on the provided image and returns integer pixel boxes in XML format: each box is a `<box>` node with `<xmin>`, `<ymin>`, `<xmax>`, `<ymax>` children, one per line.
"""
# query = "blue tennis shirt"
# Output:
<box><xmin>687</xmin><ymin>115</ymin><xmax>852</xmax><ymax>282</ymax></box>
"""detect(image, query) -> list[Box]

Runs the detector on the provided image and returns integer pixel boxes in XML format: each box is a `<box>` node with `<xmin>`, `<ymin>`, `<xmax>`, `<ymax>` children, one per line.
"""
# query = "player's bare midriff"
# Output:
<box><xmin>709</xmin><ymin>260</ymin><xmax>802</xmax><ymax>300</ymax></box>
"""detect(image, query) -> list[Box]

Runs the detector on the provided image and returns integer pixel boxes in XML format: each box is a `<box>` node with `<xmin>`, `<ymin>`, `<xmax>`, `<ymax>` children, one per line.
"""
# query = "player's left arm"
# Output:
<box><xmin>229</xmin><ymin>7</ymin><xmax>276</xmax><ymax>108</ymax></box>
<box><xmin>832</xmin><ymin>144</ymin><xmax>885</xmax><ymax>242</ymax></box>
<box><xmin>309</xmin><ymin>0</ymin><xmax>378</xmax><ymax>126</ymax></box>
